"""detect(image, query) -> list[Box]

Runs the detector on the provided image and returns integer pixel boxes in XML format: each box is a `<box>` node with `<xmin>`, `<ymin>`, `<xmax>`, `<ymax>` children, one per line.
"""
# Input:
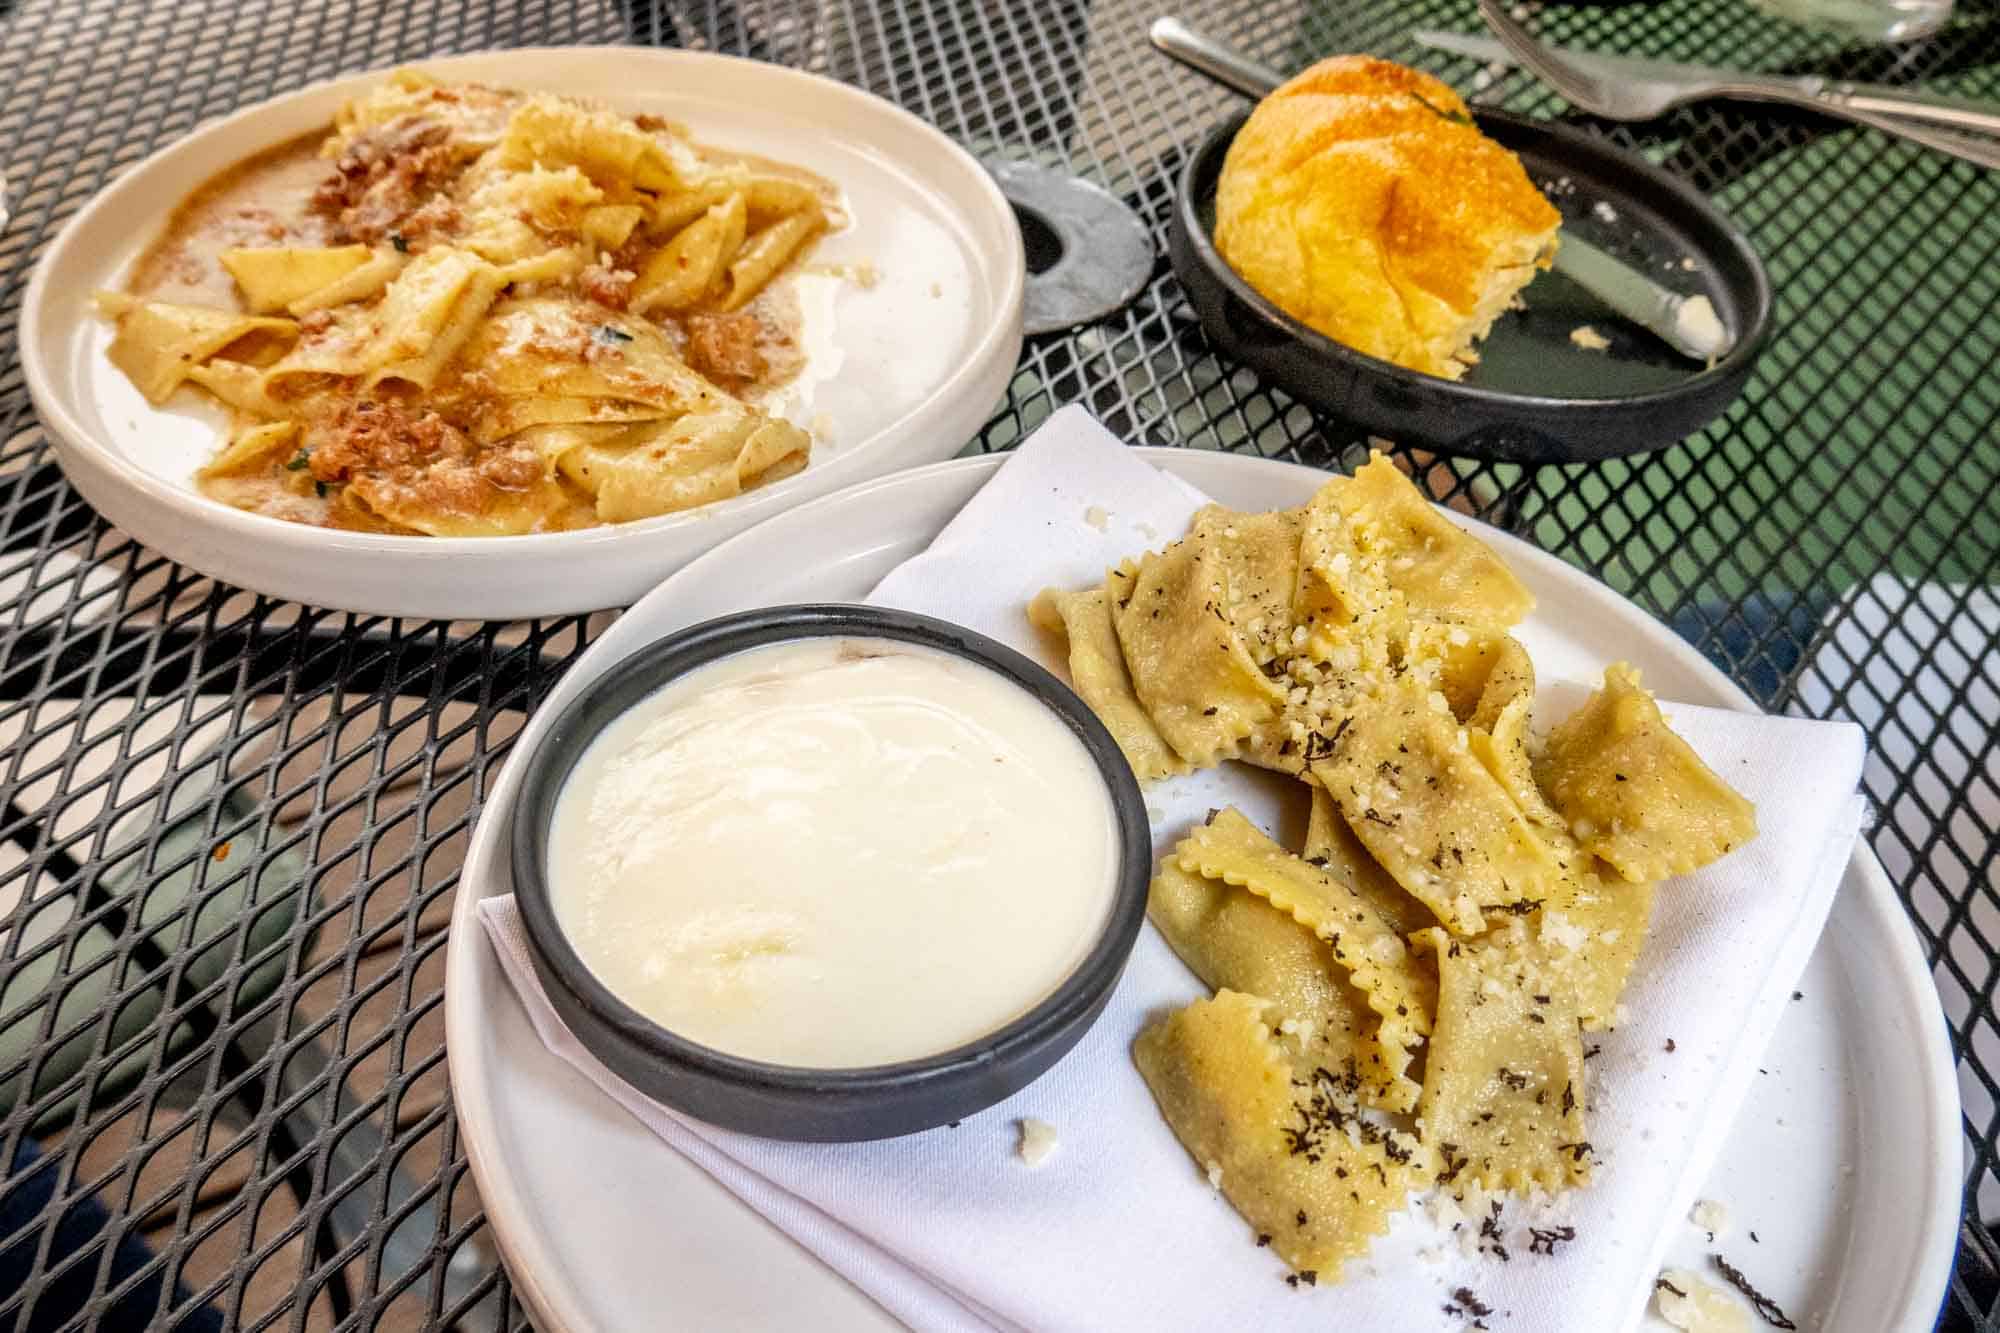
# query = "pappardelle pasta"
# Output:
<box><xmin>98</xmin><ymin>71</ymin><xmax>841</xmax><ymax>536</ymax></box>
<box><xmin>1035</xmin><ymin>455</ymin><xmax>1757</xmax><ymax>1285</ymax></box>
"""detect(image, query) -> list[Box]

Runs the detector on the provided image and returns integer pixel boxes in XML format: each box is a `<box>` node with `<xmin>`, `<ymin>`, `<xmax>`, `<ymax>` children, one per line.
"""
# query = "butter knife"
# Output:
<box><xmin>1412</xmin><ymin>29</ymin><xmax>2000</xmax><ymax>138</ymax></box>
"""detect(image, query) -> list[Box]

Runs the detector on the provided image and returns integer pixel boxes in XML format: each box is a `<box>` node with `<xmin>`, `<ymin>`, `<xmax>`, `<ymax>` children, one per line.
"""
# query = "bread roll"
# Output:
<box><xmin>1214</xmin><ymin>56</ymin><xmax>1560</xmax><ymax>380</ymax></box>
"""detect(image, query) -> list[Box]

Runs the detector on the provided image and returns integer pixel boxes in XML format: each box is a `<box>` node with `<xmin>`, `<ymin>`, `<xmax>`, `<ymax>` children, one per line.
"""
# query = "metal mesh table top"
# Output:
<box><xmin>0</xmin><ymin>0</ymin><xmax>1994</xmax><ymax>1327</ymax></box>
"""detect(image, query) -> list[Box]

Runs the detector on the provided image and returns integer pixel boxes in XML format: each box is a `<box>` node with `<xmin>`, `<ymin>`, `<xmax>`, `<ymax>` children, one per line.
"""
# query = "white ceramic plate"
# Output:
<box><xmin>20</xmin><ymin>47</ymin><xmax>1022</xmax><ymax>620</ymax></box>
<box><xmin>445</xmin><ymin>450</ymin><xmax>1960</xmax><ymax>1331</ymax></box>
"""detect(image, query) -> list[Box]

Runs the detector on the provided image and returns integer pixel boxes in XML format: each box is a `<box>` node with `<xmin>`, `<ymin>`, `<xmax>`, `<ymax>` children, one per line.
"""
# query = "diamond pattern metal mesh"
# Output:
<box><xmin>0</xmin><ymin>0</ymin><xmax>1994</xmax><ymax>1327</ymax></box>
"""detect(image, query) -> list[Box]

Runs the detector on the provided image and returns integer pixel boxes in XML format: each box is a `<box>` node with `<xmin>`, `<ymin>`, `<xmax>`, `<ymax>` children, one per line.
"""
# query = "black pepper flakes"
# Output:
<box><xmin>1664</xmin><ymin>1038</ymin><xmax>1677</xmax><ymax>1053</ymax></box>
<box><xmin>1527</xmin><ymin>1225</ymin><xmax>1576</xmax><ymax>1256</ymax></box>
<box><xmin>1710</xmin><ymin>1254</ymin><xmax>1798</xmax><ymax>1330</ymax></box>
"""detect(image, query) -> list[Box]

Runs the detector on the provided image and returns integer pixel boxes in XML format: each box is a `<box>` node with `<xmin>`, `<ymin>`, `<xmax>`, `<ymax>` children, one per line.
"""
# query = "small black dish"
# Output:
<box><xmin>1171</xmin><ymin>110</ymin><xmax>1773</xmax><ymax>463</ymax></box>
<box><xmin>509</xmin><ymin>604</ymin><xmax>1152</xmax><ymax>1142</ymax></box>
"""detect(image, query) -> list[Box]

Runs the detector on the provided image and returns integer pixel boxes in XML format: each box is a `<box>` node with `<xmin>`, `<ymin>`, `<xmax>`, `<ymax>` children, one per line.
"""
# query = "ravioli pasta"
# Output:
<box><xmin>99</xmin><ymin>71</ymin><xmax>838</xmax><ymax>536</ymax></box>
<box><xmin>1031</xmin><ymin>452</ymin><xmax>1756</xmax><ymax>1282</ymax></box>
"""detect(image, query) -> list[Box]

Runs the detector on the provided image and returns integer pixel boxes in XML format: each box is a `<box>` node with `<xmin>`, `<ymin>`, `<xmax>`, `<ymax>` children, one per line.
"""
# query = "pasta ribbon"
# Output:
<box><xmin>1147</xmin><ymin>860</ymin><xmax>1381</xmax><ymax>1087</ymax></box>
<box><xmin>1028</xmin><ymin>585</ymin><xmax>1190</xmax><ymax>781</ymax></box>
<box><xmin>1415</xmin><ymin>928</ymin><xmax>1592</xmax><ymax>1191</ymax></box>
<box><xmin>197</xmin><ymin>421</ymin><xmax>299</xmax><ymax>479</ymax></box>
<box><xmin>1536</xmin><ymin>664</ymin><xmax>1757</xmax><ymax>882</ymax></box>
<box><xmin>1175</xmin><ymin>808</ymin><xmax>1433</xmax><ymax>1112</ymax></box>
<box><xmin>1111</xmin><ymin>511</ymin><xmax>1295</xmax><ymax>767</ymax></box>
<box><xmin>1535</xmin><ymin>850</ymin><xmax>1655</xmax><ymax>1031</ymax></box>
<box><xmin>1312</xmin><ymin>682</ymin><xmax>1561</xmax><ymax>935</ymax></box>
<box><xmin>105</xmin><ymin>301</ymin><xmax>297</xmax><ymax>404</ymax></box>
<box><xmin>1134</xmin><ymin>991</ymin><xmax>1424</xmax><ymax>1281</ymax></box>
<box><xmin>220</xmin><ymin>245</ymin><xmax>374</xmax><ymax>313</ymax></box>
<box><xmin>101</xmin><ymin>73</ymin><xmax>833</xmax><ymax>537</ymax></box>
<box><xmin>495</xmin><ymin>94</ymin><xmax>685</xmax><ymax>194</ymax></box>
<box><xmin>553</xmin><ymin>413</ymin><xmax>808</xmax><ymax>524</ymax></box>
<box><xmin>287</xmin><ymin>249</ymin><xmax>405</xmax><ymax>315</ymax></box>
<box><xmin>1303</xmin><ymin>784</ymin><xmax>1437</xmax><ymax>938</ymax></box>
<box><xmin>1329</xmin><ymin>455</ymin><xmax>1534</xmax><ymax>628</ymax></box>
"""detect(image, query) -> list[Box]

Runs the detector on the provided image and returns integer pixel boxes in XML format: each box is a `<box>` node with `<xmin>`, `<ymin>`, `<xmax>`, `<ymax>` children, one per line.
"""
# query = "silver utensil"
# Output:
<box><xmin>1414</xmin><ymin>28</ymin><xmax>2000</xmax><ymax>139</ymax></box>
<box><xmin>1475</xmin><ymin>0</ymin><xmax>2000</xmax><ymax>171</ymax></box>
<box><xmin>1146</xmin><ymin>17</ymin><xmax>1732</xmax><ymax>360</ymax></box>
<box><xmin>1149</xmin><ymin>17</ymin><xmax>1280</xmax><ymax>100</ymax></box>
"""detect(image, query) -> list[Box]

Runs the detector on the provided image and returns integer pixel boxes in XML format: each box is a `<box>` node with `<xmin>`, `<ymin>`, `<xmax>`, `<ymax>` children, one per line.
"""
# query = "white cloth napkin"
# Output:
<box><xmin>479</xmin><ymin>406</ymin><xmax>1867</xmax><ymax>1332</ymax></box>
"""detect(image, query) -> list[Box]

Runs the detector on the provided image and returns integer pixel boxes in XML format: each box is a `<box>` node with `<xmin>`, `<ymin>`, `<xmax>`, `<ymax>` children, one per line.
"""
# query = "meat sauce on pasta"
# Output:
<box><xmin>100</xmin><ymin>71</ymin><xmax>838</xmax><ymax>536</ymax></box>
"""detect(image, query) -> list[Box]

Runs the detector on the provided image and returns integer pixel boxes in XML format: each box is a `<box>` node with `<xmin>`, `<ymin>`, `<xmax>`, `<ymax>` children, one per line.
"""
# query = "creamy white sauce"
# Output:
<box><xmin>549</xmin><ymin>637</ymin><xmax>1119</xmax><ymax>1068</ymax></box>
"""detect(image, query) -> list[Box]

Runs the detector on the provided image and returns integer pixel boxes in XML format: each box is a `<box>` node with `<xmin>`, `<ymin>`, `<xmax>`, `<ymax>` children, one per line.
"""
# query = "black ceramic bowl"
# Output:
<box><xmin>1171</xmin><ymin>110</ymin><xmax>1773</xmax><ymax>463</ymax></box>
<box><xmin>509</xmin><ymin>604</ymin><xmax>1151</xmax><ymax>1142</ymax></box>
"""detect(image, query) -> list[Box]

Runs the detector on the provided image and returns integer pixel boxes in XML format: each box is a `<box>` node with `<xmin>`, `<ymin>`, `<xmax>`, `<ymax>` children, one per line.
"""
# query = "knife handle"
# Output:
<box><xmin>1826</xmin><ymin>84</ymin><xmax>2000</xmax><ymax>138</ymax></box>
<box><xmin>1716</xmin><ymin>83</ymin><xmax>2000</xmax><ymax>170</ymax></box>
<box><xmin>1148</xmin><ymin>18</ymin><xmax>1285</xmax><ymax>101</ymax></box>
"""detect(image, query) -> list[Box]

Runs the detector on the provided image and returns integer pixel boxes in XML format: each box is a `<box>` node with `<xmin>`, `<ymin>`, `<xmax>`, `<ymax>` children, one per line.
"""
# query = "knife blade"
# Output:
<box><xmin>1411</xmin><ymin>28</ymin><xmax>2000</xmax><ymax>130</ymax></box>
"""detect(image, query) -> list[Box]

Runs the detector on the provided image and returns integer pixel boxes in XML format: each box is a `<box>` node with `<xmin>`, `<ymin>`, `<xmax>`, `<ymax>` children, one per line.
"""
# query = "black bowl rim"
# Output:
<box><xmin>508</xmin><ymin>603</ymin><xmax>1152</xmax><ymax>1095</ymax></box>
<box><xmin>1175</xmin><ymin>107</ymin><xmax>1775</xmax><ymax>415</ymax></box>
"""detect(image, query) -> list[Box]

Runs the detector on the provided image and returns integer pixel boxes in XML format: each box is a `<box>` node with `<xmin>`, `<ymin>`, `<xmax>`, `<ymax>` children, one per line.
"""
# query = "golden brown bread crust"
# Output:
<box><xmin>1213</xmin><ymin>55</ymin><xmax>1561</xmax><ymax>380</ymax></box>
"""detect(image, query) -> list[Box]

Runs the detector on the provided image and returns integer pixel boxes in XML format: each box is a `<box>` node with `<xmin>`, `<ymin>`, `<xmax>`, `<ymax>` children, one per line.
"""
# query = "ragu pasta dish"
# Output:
<box><xmin>96</xmin><ymin>71</ymin><xmax>837</xmax><ymax>536</ymax></box>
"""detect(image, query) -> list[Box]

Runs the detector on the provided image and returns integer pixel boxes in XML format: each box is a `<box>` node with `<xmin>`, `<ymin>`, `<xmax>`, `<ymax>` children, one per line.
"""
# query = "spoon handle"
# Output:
<box><xmin>1148</xmin><ymin>17</ymin><xmax>1283</xmax><ymax>100</ymax></box>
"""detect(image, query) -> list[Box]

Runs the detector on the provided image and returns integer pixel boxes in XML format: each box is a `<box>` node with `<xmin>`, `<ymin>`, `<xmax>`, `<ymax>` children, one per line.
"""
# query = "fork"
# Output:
<box><xmin>1476</xmin><ymin>0</ymin><xmax>2000</xmax><ymax>172</ymax></box>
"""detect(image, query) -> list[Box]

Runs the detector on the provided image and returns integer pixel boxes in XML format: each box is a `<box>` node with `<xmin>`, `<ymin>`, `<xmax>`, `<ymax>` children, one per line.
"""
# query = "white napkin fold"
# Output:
<box><xmin>480</xmin><ymin>406</ymin><xmax>1867</xmax><ymax>1332</ymax></box>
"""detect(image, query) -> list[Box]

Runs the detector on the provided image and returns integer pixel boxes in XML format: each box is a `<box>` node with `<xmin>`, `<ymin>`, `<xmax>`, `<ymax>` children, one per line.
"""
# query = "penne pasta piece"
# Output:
<box><xmin>743</xmin><ymin>175</ymin><xmax>822</xmax><ymax>223</ymax></box>
<box><xmin>650</xmin><ymin>175</ymin><xmax>746</xmax><ymax>235</ymax></box>
<box><xmin>631</xmin><ymin>193</ymin><xmax>745</xmax><ymax>314</ymax></box>
<box><xmin>716</xmin><ymin>208</ymin><xmax>826</xmax><ymax>311</ymax></box>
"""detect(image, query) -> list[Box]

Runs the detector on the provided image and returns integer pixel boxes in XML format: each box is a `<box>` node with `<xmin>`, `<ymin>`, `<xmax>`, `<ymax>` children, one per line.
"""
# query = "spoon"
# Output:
<box><xmin>1146</xmin><ymin>17</ymin><xmax>1733</xmax><ymax>362</ymax></box>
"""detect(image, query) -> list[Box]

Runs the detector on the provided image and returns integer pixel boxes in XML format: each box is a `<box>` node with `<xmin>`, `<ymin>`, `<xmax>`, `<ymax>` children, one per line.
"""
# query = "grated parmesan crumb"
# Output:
<box><xmin>1017</xmin><ymin>1118</ymin><xmax>1059</xmax><ymax>1167</ymax></box>
<box><xmin>1204</xmin><ymin>1159</ymin><xmax>1224</xmax><ymax>1190</ymax></box>
<box><xmin>1691</xmin><ymin>1198</ymin><xmax>1730</xmax><ymax>1239</ymax></box>
<box><xmin>1541</xmin><ymin>911</ymin><xmax>1588</xmax><ymax>953</ymax></box>
<box><xmin>1082</xmin><ymin>505</ymin><xmax>1110</xmax><ymax>532</ymax></box>
<box><xmin>1655</xmin><ymin>1268</ymin><xmax>1752</xmax><ymax>1332</ymax></box>
<box><xmin>1569</xmin><ymin>324</ymin><xmax>1612</xmax><ymax>352</ymax></box>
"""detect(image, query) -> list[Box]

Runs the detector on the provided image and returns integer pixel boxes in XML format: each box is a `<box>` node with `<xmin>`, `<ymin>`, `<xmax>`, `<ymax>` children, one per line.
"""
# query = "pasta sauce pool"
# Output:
<box><xmin>548</xmin><ymin>637</ymin><xmax>1119</xmax><ymax>1068</ymax></box>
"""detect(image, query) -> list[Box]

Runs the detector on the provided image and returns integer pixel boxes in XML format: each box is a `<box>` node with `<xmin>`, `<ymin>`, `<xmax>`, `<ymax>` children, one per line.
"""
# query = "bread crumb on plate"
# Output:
<box><xmin>1569</xmin><ymin>325</ymin><xmax>1612</xmax><ymax>352</ymax></box>
<box><xmin>1017</xmin><ymin>1117</ymin><xmax>1059</xmax><ymax>1167</ymax></box>
<box><xmin>1655</xmin><ymin>1269</ymin><xmax>1752</xmax><ymax>1332</ymax></box>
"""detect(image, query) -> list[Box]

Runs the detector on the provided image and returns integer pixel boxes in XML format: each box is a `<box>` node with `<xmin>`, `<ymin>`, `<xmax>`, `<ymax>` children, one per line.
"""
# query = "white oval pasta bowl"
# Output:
<box><xmin>20</xmin><ymin>47</ymin><xmax>1023</xmax><ymax>620</ymax></box>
